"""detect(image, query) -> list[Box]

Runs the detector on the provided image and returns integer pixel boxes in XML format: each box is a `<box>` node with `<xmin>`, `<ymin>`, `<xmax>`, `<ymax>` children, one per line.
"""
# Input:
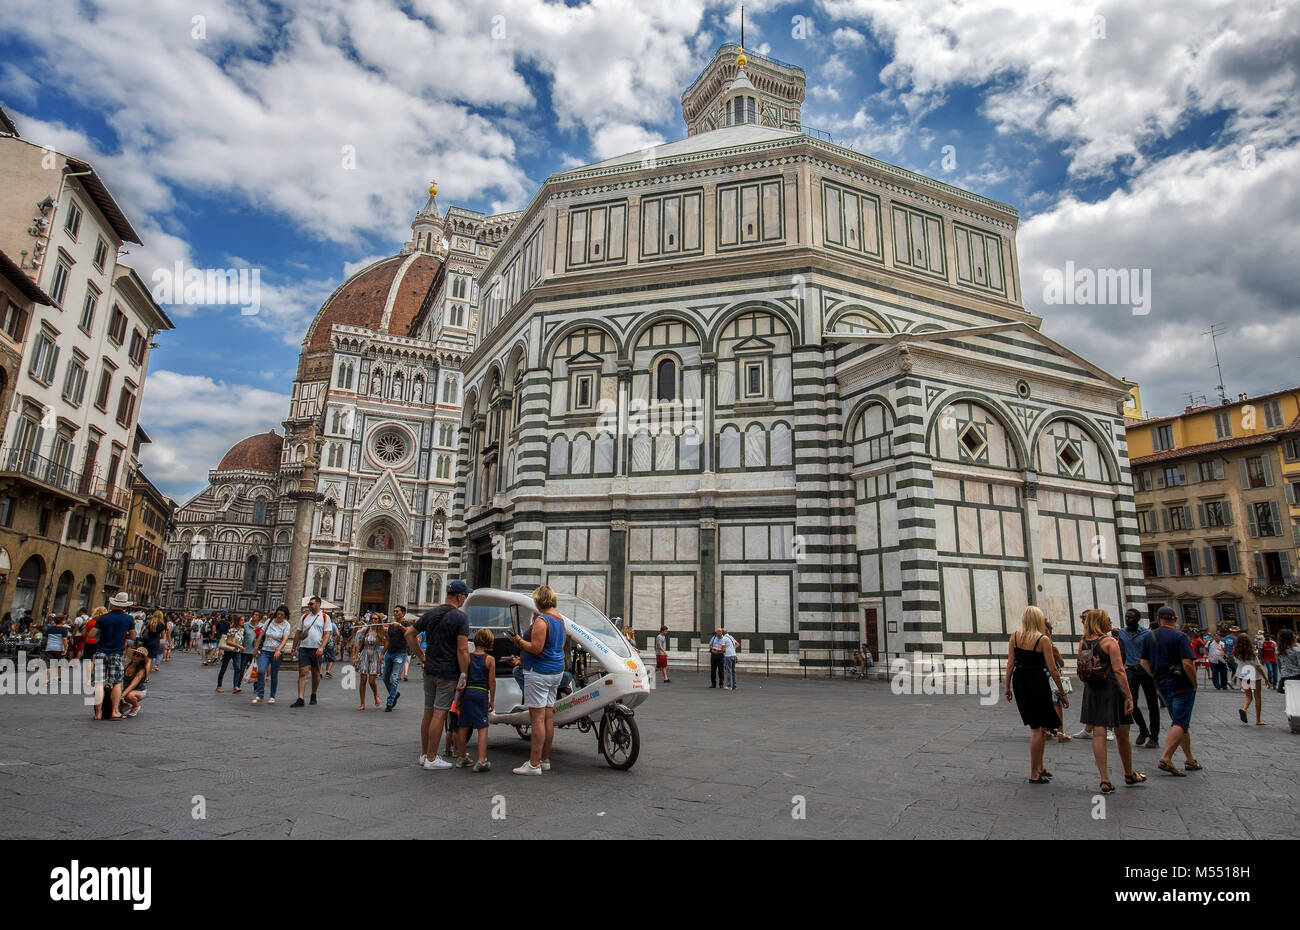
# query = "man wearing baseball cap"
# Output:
<box><xmin>97</xmin><ymin>592</ymin><xmax>138</xmax><ymax>720</ymax></box>
<box><xmin>406</xmin><ymin>580</ymin><xmax>471</xmax><ymax>769</ymax></box>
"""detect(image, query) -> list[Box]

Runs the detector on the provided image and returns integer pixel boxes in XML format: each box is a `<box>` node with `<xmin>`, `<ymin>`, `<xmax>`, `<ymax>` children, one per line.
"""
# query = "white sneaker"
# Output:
<box><xmin>419</xmin><ymin>753</ymin><xmax>428</xmax><ymax>767</ymax></box>
<box><xmin>1070</xmin><ymin>728</ymin><xmax>1089</xmax><ymax>739</ymax></box>
<box><xmin>267</xmin><ymin>698</ymin><xmax>275</xmax><ymax>704</ymax></box>
<box><xmin>423</xmin><ymin>755</ymin><xmax>453</xmax><ymax>770</ymax></box>
<box><xmin>1106</xmin><ymin>730</ymin><xmax>1115</xmax><ymax>742</ymax></box>
<box><xmin>540</xmin><ymin>759</ymin><xmax>551</xmax><ymax>771</ymax></box>
<box><xmin>250</xmin><ymin>697</ymin><xmax>261</xmax><ymax>705</ymax></box>
<box><xmin>513</xmin><ymin>761</ymin><xmax>543</xmax><ymax>775</ymax></box>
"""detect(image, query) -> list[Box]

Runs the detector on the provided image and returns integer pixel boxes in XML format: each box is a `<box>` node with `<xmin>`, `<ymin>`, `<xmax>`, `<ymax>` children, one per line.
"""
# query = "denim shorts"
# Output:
<box><xmin>1157</xmin><ymin>678</ymin><xmax>1196</xmax><ymax>731</ymax></box>
<box><xmin>523</xmin><ymin>670</ymin><xmax>563</xmax><ymax>708</ymax></box>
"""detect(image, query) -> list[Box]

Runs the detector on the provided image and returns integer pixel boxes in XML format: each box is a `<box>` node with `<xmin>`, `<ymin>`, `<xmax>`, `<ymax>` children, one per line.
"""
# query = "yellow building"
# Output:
<box><xmin>1128</xmin><ymin>388</ymin><xmax>1300</xmax><ymax>636</ymax></box>
<box><xmin>123</xmin><ymin>468</ymin><xmax>172</xmax><ymax>607</ymax></box>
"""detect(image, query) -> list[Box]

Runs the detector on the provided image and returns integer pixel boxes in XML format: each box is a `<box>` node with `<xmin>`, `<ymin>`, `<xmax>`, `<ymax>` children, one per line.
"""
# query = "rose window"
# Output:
<box><xmin>372</xmin><ymin>430</ymin><xmax>408</xmax><ymax>465</ymax></box>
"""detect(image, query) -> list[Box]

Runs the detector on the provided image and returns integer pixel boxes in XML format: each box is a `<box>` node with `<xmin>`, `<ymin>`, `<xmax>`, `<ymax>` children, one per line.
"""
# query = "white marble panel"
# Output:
<box><xmin>1069</xmin><ymin>574</ymin><xmax>1094</xmax><ymax>624</ymax></box>
<box><xmin>861</xmin><ymin>553</ymin><xmax>881</xmax><ymax>592</ymax></box>
<box><xmin>631</xmin><ymin>575</ymin><xmax>661</xmax><ymax>629</ymax></box>
<box><xmin>1002</xmin><ymin>512</ymin><xmax>1024</xmax><ymax>558</ymax></box>
<box><xmin>1037</xmin><ymin>515</ymin><xmax>1059</xmax><ymax>560</ymax></box>
<box><xmin>936</xmin><ymin>504</ymin><xmax>957</xmax><ymax>552</ymax></box>
<box><xmin>566</xmin><ymin>529</ymin><xmax>588</xmax><ymax>563</ymax></box>
<box><xmin>577</xmin><ymin>574</ymin><xmax>607</xmax><ymax>612</ymax></box>
<box><xmin>678</xmin><ymin>527</ymin><xmax>699</xmax><ymax>561</ymax></box>
<box><xmin>934</xmin><ymin>477</ymin><xmax>961</xmax><ymax>501</ymax></box>
<box><xmin>663</xmin><ymin>575</ymin><xmax>696</xmax><ymax>630</ymax></box>
<box><xmin>589</xmin><ymin>528</ymin><xmax>609</xmax><ymax>562</ymax></box>
<box><xmin>1001</xmin><ymin>572</ymin><xmax>1028</xmax><ymax>633</ymax></box>
<box><xmin>973</xmin><ymin>569</ymin><xmax>1004</xmax><ymax>634</ymax></box>
<box><xmin>723</xmin><ymin>574</ymin><xmax>756</xmax><ymax>631</ymax></box>
<box><xmin>883</xmin><ymin>550</ymin><xmax>901</xmax><ymax>591</ymax></box>
<box><xmin>963</xmin><ymin>481</ymin><xmax>990</xmax><ymax>505</ymax></box>
<box><xmin>629</xmin><ymin>528</ymin><xmax>651</xmax><ymax>562</ymax></box>
<box><xmin>980</xmin><ymin>508</ymin><xmax>1003</xmax><ymax>556</ymax></box>
<box><xmin>943</xmin><ymin>567</ymin><xmax>973</xmax><ymax>633</ymax></box>
<box><xmin>546</xmin><ymin>529</ymin><xmax>567</xmax><ymax>563</ymax></box>
<box><xmin>1043</xmin><ymin>573</ymin><xmax>1072</xmax><ymax>637</ymax></box>
<box><xmin>772</xmin><ymin>357</ymin><xmax>792</xmax><ymax>402</ymax></box>
<box><xmin>719</xmin><ymin>427</ymin><xmax>740</xmax><ymax>468</ymax></box>
<box><xmin>992</xmin><ymin>483</ymin><xmax>1017</xmax><ymax>507</ymax></box>
<box><xmin>857</xmin><ymin>503</ymin><xmax>881</xmax><ymax>550</ymax></box>
<box><xmin>717</xmin><ymin>365</ymin><xmax>736</xmax><ymax>406</ymax></box>
<box><xmin>757</xmin><ymin>575</ymin><xmax>791</xmax><ymax>632</ymax></box>
<box><xmin>1059</xmin><ymin>518</ymin><xmax>1080</xmax><ymax>562</ymax></box>
<box><xmin>744</xmin><ymin>524</ymin><xmax>769</xmax><ymax>560</ymax></box>
<box><xmin>719</xmin><ymin>525</ymin><xmax>743</xmax><ymax>561</ymax></box>
<box><xmin>652</xmin><ymin>527</ymin><xmax>675</xmax><ymax>561</ymax></box>
<box><xmin>957</xmin><ymin>506</ymin><xmax>981</xmax><ymax>553</ymax></box>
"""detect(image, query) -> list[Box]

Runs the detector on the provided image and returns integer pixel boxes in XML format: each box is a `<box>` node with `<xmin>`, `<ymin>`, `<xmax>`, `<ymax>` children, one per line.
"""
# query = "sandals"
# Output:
<box><xmin>1028</xmin><ymin>775</ymin><xmax>1051</xmax><ymax>784</ymax></box>
<box><xmin>1158</xmin><ymin>760</ymin><xmax>1186</xmax><ymax>777</ymax></box>
<box><xmin>1099</xmin><ymin>780</ymin><xmax>1115</xmax><ymax>793</ymax></box>
<box><xmin>1184</xmin><ymin>759</ymin><xmax>1204</xmax><ymax>771</ymax></box>
<box><xmin>1038</xmin><ymin>769</ymin><xmax>1053</xmax><ymax>779</ymax></box>
<box><xmin>1124</xmin><ymin>771</ymin><xmax>1147</xmax><ymax>785</ymax></box>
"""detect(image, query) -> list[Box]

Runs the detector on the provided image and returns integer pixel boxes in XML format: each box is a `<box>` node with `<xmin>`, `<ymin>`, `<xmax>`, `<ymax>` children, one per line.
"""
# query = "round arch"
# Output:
<box><xmin>827</xmin><ymin>306</ymin><xmax>894</xmax><ymax>336</ymax></box>
<box><xmin>706</xmin><ymin>300</ymin><xmax>801</xmax><ymax>352</ymax></box>
<box><xmin>924</xmin><ymin>390</ymin><xmax>1029</xmax><ymax>469</ymax></box>
<box><xmin>1028</xmin><ymin>412</ymin><xmax>1121</xmax><ymax>483</ymax></box>
<box><xmin>539</xmin><ymin>318</ymin><xmax>625</xmax><ymax>365</ymax></box>
<box><xmin>841</xmin><ymin>393</ymin><xmax>898</xmax><ymax>444</ymax></box>
<box><xmin>626</xmin><ymin>311</ymin><xmax>707</xmax><ymax>354</ymax></box>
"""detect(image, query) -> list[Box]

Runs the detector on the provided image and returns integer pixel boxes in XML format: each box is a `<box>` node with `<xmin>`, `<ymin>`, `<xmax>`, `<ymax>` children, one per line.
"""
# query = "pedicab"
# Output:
<box><xmin>463</xmin><ymin>588</ymin><xmax>650</xmax><ymax>770</ymax></box>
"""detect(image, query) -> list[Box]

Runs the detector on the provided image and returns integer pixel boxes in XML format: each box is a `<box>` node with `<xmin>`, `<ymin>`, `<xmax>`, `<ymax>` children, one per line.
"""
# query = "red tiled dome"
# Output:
<box><xmin>302</xmin><ymin>252</ymin><xmax>443</xmax><ymax>353</ymax></box>
<box><xmin>217</xmin><ymin>431</ymin><xmax>283</xmax><ymax>474</ymax></box>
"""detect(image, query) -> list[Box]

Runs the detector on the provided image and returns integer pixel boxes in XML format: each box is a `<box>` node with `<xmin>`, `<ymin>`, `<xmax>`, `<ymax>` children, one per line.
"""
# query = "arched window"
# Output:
<box><xmin>425</xmin><ymin>574</ymin><xmax>441</xmax><ymax>604</ymax></box>
<box><xmin>53</xmin><ymin>570</ymin><xmax>74</xmax><ymax>614</ymax></box>
<box><xmin>253</xmin><ymin>498</ymin><xmax>267</xmax><ymax>524</ymax></box>
<box><xmin>243</xmin><ymin>556</ymin><xmax>259</xmax><ymax>591</ymax></box>
<box><xmin>312</xmin><ymin>567</ymin><xmax>330</xmax><ymax>599</ymax></box>
<box><xmin>655</xmin><ymin>358</ymin><xmax>677</xmax><ymax>402</ymax></box>
<box><xmin>78</xmin><ymin>575</ymin><xmax>96</xmax><ymax>613</ymax></box>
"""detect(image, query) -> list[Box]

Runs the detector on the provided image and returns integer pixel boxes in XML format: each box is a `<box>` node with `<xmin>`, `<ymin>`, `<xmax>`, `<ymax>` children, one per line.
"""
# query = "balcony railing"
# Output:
<box><xmin>87</xmin><ymin>476</ymin><xmax>131</xmax><ymax>511</ymax></box>
<box><xmin>0</xmin><ymin>446</ymin><xmax>82</xmax><ymax>496</ymax></box>
<box><xmin>1248</xmin><ymin>578</ymin><xmax>1300</xmax><ymax>598</ymax></box>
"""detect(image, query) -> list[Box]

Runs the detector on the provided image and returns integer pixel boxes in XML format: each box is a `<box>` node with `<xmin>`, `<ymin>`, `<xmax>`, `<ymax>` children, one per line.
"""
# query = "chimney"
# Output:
<box><xmin>1238</xmin><ymin>393</ymin><xmax>1248</xmax><ymax>402</ymax></box>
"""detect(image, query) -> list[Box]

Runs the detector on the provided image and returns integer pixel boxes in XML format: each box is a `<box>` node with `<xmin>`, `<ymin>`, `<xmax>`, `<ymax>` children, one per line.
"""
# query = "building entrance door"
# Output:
<box><xmin>475</xmin><ymin>549</ymin><xmax>493</xmax><ymax>589</ymax></box>
<box><xmin>860</xmin><ymin>607</ymin><xmax>882</xmax><ymax>662</ymax></box>
<box><xmin>360</xmin><ymin>569</ymin><xmax>391</xmax><ymax>615</ymax></box>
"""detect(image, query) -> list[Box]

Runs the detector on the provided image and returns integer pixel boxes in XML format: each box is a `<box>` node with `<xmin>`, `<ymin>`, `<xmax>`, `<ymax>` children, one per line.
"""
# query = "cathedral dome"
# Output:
<box><xmin>302</xmin><ymin>251</ymin><xmax>443</xmax><ymax>353</ymax></box>
<box><xmin>217</xmin><ymin>430</ymin><xmax>284</xmax><ymax>473</ymax></box>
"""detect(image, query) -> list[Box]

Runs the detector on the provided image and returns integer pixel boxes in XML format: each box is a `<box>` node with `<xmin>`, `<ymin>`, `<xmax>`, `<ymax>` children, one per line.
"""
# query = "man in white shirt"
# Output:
<box><xmin>720</xmin><ymin>628</ymin><xmax>740</xmax><ymax>690</ymax></box>
<box><xmin>292</xmin><ymin>597</ymin><xmax>332</xmax><ymax>707</ymax></box>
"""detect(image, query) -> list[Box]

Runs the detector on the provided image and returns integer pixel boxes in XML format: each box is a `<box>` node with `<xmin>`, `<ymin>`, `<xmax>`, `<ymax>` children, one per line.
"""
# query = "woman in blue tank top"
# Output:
<box><xmin>508</xmin><ymin>585</ymin><xmax>567</xmax><ymax>775</ymax></box>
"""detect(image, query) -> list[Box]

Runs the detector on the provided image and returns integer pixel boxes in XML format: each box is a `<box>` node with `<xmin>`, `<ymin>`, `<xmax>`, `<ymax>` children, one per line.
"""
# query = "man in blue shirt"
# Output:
<box><xmin>1118</xmin><ymin>609</ymin><xmax>1159</xmax><ymax>748</ymax></box>
<box><xmin>1141</xmin><ymin>607</ymin><xmax>1201</xmax><ymax>776</ymax></box>
<box><xmin>96</xmin><ymin>592</ymin><xmax>138</xmax><ymax>720</ymax></box>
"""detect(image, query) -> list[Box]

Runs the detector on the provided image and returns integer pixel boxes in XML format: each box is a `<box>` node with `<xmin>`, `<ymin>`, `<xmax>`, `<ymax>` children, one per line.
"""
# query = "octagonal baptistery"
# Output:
<box><xmin>160</xmin><ymin>430</ymin><xmax>283</xmax><ymax>613</ymax></box>
<box><xmin>450</xmin><ymin>44</ymin><xmax>1145</xmax><ymax>670</ymax></box>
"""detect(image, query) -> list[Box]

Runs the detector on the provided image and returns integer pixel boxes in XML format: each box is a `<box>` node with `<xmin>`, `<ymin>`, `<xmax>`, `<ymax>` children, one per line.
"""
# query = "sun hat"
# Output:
<box><xmin>109</xmin><ymin>592</ymin><xmax>134</xmax><ymax>608</ymax></box>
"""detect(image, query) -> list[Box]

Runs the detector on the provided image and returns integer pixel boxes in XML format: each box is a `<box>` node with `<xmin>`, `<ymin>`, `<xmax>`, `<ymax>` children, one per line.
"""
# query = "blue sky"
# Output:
<box><xmin>2</xmin><ymin>0</ymin><xmax>1297</xmax><ymax>502</ymax></box>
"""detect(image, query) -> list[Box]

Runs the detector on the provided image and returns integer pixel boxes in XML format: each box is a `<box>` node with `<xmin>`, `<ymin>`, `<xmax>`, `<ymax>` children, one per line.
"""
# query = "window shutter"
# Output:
<box><xmin>1281</xmin><ymin>554</ymin><xmax>1296</xmax><ymax>584</ymax></box>
<box><xmin>1188</xmin><ymin>548</ymin><xmax>1199</xmax><ymax>575</ymax></box>
<box><xmin>1187</xmin><ymin>465</ymin><xmax>1198</xmax><ymax>484</ymax></box>
<box><xmin>1202</xmin><ymin>546</ymin><xmax>1214</xmax><ymax>574</ymax></box>
<box><xmin>1156</xmin><ymin>470</ymin><xmax>1166</xmax><ymax>489</ymax></box>
<box><xmin>1253</xmin><ymin>551</ymin><xmax>1266</xmax><ymax>582</ymax></box>
<box><xmin>1238</xmin><ymin>458</ymin><xmax>1250</xmax><ymax>489</ymax></box>
<box><xmin>1247</xmin><ymin>504</ymin><xmax>1259</xmax><ymax>537</ymax></box>
<box><xmin>1177</xmin><ymin>465</ymin><xmax>1187</xmax><ymax>485</ymax></box>
<box><xmin>1223</xmin><ymin>502</ymin><xmax>1233</xmax><ymax>526</ymax></box>
<box><xmin>1152</xmin><ymin>550</ymin><xmax>1164</xmax><ymax>576</ymax></box>
<box><xmin>1262</xmin><ymin>455</ymin><xmax>1274</xmax><ymax>486</ymax></box>
<box><xmin>1184</xmin><ymin>505</ymin><xmax>1194</xmax><ymax>528</ymax></box>
<box><xmin>1161</xmin><ymin>509</ymin><xmax>1170</xmax><ymax>531</ymax></box>
<box><xmin>1196</xmin><ymin>503</ymin><xmax>1206</xmax><ymax>526</ymax></box>
<box><xmin>1269</xmin><ymin>501</ymin><xmax>1281</xmax><ymax>532</ymax></box>
<box><xmin>1227</xmin><ymin>545</ymin><xmax>1240</xmax><ymax>574</ymax></box>
<box><xmin>1213</xmin><ymin>459</ymin><xmax>1224</xmax><ymax>480</ymax></box>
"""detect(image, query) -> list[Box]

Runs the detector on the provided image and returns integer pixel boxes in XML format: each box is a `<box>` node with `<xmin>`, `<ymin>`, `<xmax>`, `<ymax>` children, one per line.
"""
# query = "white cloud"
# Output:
<box><xmin>138</xmin><ymin>370</ymin><xmax>290</xmax><ymax>499</ymax></box>
<box><xmin>1022</xmin><ymin>143</ymin><xmax>1300</xmax><ymax>416</ymax></box>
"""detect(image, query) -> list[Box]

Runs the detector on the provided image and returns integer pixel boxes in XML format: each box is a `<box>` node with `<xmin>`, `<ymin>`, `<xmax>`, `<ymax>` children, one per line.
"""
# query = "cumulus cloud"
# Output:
<box><xmin>138</xmin><ymin>370</ymin><xmax>291</xmax><ymax>500</ymax></box>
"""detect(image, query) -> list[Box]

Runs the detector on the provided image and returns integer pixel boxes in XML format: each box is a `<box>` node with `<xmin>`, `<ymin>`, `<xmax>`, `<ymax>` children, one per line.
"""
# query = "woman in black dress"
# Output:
<box><xmin>1005</xmin><ymin>606</ymin><xmax>1067</xmax><ymax>783</ymax></box>
<box><xmin>1079</xmin><ymin>609</ymin><xmax>1144</xmax><ymax>793</ymax></box>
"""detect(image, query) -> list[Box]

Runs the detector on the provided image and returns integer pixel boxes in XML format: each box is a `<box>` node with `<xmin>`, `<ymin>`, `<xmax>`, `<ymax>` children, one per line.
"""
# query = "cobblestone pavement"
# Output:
<box><xmin>1</xmin><ymin>651</ymin><xmax>1296</xmax><ymax>839</ymax></box>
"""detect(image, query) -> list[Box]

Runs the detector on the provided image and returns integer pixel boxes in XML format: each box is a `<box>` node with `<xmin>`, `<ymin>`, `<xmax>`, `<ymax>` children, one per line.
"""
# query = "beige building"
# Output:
<box><xmin>1129</xmin><ymin>389</ymin><xmax>1300</xmax><ymax>636</ymax></box>
<box><xmin>0</xmin><ymin>106</ymin><xmax>174</xmax><ymax>618</ymax></box>
<box><xmin>123</xmin><ymin>466</ymin><xmax>173</xmax><ymax>607</ymax></box>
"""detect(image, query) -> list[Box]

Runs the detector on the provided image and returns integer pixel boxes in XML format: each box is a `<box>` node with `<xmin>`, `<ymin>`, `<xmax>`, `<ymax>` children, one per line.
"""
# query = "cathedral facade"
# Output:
<box><xmin>160</xmin><ymin>190</ymin><xmax>520</xmax><ymax>615</ymax></box>
<box><xmin>448</xmin><ymin>45</ymin><xmax>1144</xmax><ymax>666</ymax></box>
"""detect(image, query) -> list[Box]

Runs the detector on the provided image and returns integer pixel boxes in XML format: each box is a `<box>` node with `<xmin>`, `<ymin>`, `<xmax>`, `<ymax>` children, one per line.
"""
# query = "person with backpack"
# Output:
<box><xmin>406</xmin><ymin>581</ymin><xmax>471</xmax><ymax>769</ymax></box>
<box><xmin>1077</xmin><ymin>609</ymin><xmax>1143</xmax><ymax>793</ymax></box>
<box><xmin>1141</xmin><ymin>606</ymin><xmax>1202</xmax><ymax>775</ymax></box>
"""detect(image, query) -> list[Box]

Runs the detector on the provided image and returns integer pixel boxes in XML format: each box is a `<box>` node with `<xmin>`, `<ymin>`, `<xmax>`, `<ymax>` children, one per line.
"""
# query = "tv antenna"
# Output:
<box><xmin>1203</xmin><ymin>322</ymin><xmax>1227</xmax><ymax>404</ymax></box>
<box><xmin>1183</xmin><ymin>391</ymin><xmax>1207</xmax><ymax>409</ymax></box>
